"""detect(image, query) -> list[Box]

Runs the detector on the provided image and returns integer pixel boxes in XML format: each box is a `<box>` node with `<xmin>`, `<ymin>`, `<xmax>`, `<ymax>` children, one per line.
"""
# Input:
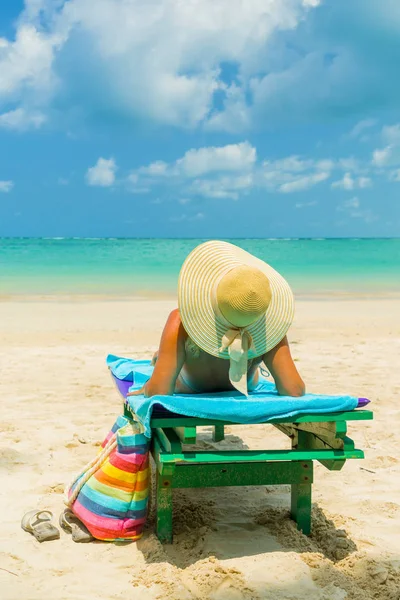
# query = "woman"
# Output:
<box><xmin>129</xmin><ymin>240</ymin><xmax>305</xmax><ymax>398</ymax></box>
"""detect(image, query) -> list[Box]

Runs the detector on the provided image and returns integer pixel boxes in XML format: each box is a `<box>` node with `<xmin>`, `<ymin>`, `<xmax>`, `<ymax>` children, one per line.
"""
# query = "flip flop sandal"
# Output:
<box><xmin>21</xmin><ymin>510</ymin><xmax>60</xmax><ymax>542</ymax></box>
<box><xmin>59</xmin><ymin>509</ymin><xmax>94</xmax><ymax>543</ymax></box>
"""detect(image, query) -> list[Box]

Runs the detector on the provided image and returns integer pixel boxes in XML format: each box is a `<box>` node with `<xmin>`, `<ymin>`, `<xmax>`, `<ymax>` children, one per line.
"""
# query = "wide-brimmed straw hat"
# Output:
<box><xmin>178</xmin><ymin>240</ymin><xmax>294</xmax><ymax>395</ymax></box>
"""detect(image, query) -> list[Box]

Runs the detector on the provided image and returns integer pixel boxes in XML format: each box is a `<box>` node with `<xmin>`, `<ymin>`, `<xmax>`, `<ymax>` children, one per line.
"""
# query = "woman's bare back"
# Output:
<box><xmin>129</xmin><ymin>309</ymin><xmax>305</xmax><ymax>398</ymax></box>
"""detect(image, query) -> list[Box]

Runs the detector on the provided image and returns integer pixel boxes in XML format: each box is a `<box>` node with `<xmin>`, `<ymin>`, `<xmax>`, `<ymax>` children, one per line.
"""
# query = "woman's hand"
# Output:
<box><xmin>127</xmin><ymin>386</ymin><xmax>145</xmax><ymax>397</ymax></box>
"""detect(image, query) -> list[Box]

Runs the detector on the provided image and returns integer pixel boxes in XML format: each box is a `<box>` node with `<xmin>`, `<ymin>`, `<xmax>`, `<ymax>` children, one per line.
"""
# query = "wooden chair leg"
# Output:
<box><xmin>291</xmin><ymin>481</ymin><xmax>312</xmax><ymax>535</ymax></box>
<box><xmin>156</xmin><ymin>470</ymin><xmax>173</xmax><ymax>543</ymax></box>
<box><xmin>213</xmin><ymin>425</ymin><xmax>225</xmax><ymax>442</ymax></box>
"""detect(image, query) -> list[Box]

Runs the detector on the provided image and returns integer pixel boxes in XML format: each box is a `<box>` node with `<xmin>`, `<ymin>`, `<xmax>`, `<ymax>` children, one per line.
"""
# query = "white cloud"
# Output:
<box><xmin>279</xmin><ymin>171</ymin><xmax>329</xmax><ymax>193</ymax></box>
<box><xmin>382</xmin><ymin>123</ymin><xmax>400</xmax><ymax>145</ymax></box>
<box><xmin>263</xmin><ymin>156</ymin><xmax>313</xmax><ymax>173</ymax></box>
<box><xmin>358</xmin><ymin>176</ymin><xmax>372</xmax><ymax>188</ymax></box>
<box><xmin>372</xmin><ymin>146</ymin><xmax>392</xmax><ymax>166</ymax></box>
<box><xmin>0</xmin><ymin>180</ymin><xmax>14</xmax><ymax>192</ymax></box>
<box><xmin>135</xmin><ymin>142</ymin><xmax>256</xmax><ymax>183</ymax></box>
<box><xmin>131</xmin><ymin>145</ymin><xmax>339</xmax><ymax>198</ymax></box>
<box><xmin>371</xmin><ymin>122</ymin><xmax>400</xmax><ymax>171</ymax></box>
<box><xmin>338</xmin><ymin>157</ymin><xmax>362</xmax><ymax>172</ymax></box>
<box><xmin>138</xmin><ymin>161</ymin><xmax>169</xmax><ymax>177</ymax></box>
<box><xmin>336</xmin><ymin>196</ymin><xmax>376</xmax><ymax>223</ymax></box>
<box><xmin>0</xmin><ymin>22</ymin><xmax>67</xmax><ymax>130</ymax></box>
<box><xmin>331</xmin><ymin>173</ymin><xmax>354</xmax><ymax>190</ymax></box>
<box><xmin>177</xmin><ymin>142</ymin><xmax>256</xmax><ymax>177</ymax></box>
<box><xmin>0</xmin><ymin>0</ymin><xmax>320</xmax><ymax>131</ymax></box>
<box><xmin>342</xmin><ymin>196</ymin><xmax>360</xmax><ymax>210</ymax></box>
<box><xmin>86</xmin><ymin>157</ymin><xmax>117</xmax><ymax>187</ymax></box>
<box><xmin>348</xmin><ymin>118</ymin><xmax>376</xmax><ymax>139</ymax></box>
<box><xmin>2</xmin><ymin>1</ymin><xmax>400</xmax><ymax>141</ymax></box>
<box><xmin>331</xmin><ymin>172</ymin><xmax>372</xmax><ymax>190</ymax></box>
<box><xmin>260</xmin><ymin>155</ymin><xmax>334</xmax><ymax>193</ymax></box>
<box><xmin>191</xmin><ymin>173</ymin><xmax>253</xmax><ymax>199</ymax></box>
<box><xmin>0</xmin><ymin>108</ymin><xmax>46</xmax><ymax>130</ymax></box>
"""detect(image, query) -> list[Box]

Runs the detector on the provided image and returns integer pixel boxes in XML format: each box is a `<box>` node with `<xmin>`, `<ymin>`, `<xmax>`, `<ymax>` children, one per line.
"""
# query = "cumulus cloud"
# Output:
<box><xmin>372</xmin><ymin>146</ymin><xmax>392</xmax><ymax>166</ymax></box>
<box><xmin>91</xmin><ymin>123</ymin><xmax>400</xmax><ymax>201</ymax></box>
<box><xmin>0</xmin><ymin>24</ymin><xmax>62</xmax><ymax>101</ymax></box>
<box><xmin>261</xmin><ymin>155</ymin><xmax>333</xmax><ymax>193</ymax></box>
<box><xmin>0</xmin><ymin>0</ymin><xmax>321</xmax><ymax>131</ymax></box>
<box><xmin>0</xmin><ymin>108</ymin><xmax>46</xmax><ymax>131</ymax></box>
<box><xmin>331</xmin><ymin>172</ymin><xmax>372</xmax><ymax>190</ymax></box>
<box><xmin>130</xmin><ymin>143</ymin><xmax>338</xmax><ymax>198</ymax></box>
<box><xmin>138</xmin><ymin>161</ymin><xmax>169</xmax><ymax>177</ymax></box>
<box><xmin>2</xmin><ymin>1</ymin><xmax>400</xmax><ymax>134</ymax></box>
<box><xmin>371</xmin><ymin>122</ymin><xmax>400</xmax><ymax>168</ymax></box>
<box><xmin>129</xmin><ymin>139</ymin><xmax>390</xmax><ymax>199</ymax></box>
<box><xmin>134</xmin><ymin>142</ymin><xmax>256</xmax><ymax>184</ymax></box>
<box><xmin>137</xmin><ymin>143</ymin><xmax>256</xmax><ymax>182</ymax></box>
<box><xmin>176</xmin><ymin>142</ymin><xmax>256</xmax><ymax>177</ymax></box>
<box><xmin>382</xmin><ymin>123</ymin><xmax>400</xmax><ymax>144</ymax></box>
<box><xmin>0</xmin><ymin>180</ymin><xmax>14</xmax><ymax>192</ymax></box>
<box><xmin>86</xmin><ymin>157</ymin><xmax>117</xmax><ymax>187</ymax></box>
<box><xmin>279</xmin><ymin>171</ymin><xmax>329</xmax><ymax>193</ymax></box>
<box><xmin>191</xmin><ymin>173</ymin><xmax>253</xmax><ymax>200</ymax></box>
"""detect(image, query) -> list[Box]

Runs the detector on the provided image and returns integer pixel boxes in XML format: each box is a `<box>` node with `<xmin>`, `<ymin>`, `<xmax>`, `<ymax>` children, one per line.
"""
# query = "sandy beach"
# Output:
<box><xmin>1</xmin><ymin>296</ymin><xmax>400</xmax><ymax>600</ymax></box>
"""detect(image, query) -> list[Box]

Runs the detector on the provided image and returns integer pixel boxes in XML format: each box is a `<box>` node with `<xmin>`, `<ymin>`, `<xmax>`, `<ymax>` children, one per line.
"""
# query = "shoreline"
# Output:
<box><xmin>2</xmin><ymin>290</ymin><xmax>400</xmax><ymax>302</ymax></box>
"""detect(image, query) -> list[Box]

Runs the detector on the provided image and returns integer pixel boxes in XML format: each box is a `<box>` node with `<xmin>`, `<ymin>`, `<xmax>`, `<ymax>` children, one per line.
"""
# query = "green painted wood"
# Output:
<box><xmin>172</xmin><ymin>460</ymin><xmax>312</xmax><ymax>488</ymax></box>
<box><xmin>318</xmin><ymin>459</ymin><xmax>346</xmax><ymax>471</ymax></box>
<box><xmin>291</xmin><ymin>428</ymin><xmax>361</xmax><ymax>471</ymax></box>
<box><xmin>158</xmin><ymin>447</ymin><xmax>364</xmax><ymax>464</ymax></box>
<box><xmin>155</xmin><ymin>427</ymin><xmax>182</xmax><ymax>453</ymax></box>
<box><xmin>156</xmin><ymin>469</ymin><xmax>173</xmax><ymax>544</ymax></box>
<box><xmin>336</xmin><ymin>421</ymin><xmax>348</xmax><ymax>438</ymax></box>
<box><xmin>275</xmin><ymin>422</ymin><xmax>346</xmax><ymax>451</ymax></box>
<box><xmin>291</xmin><ymin>481</ymin><xmax>312</xmax><ymax>535</ymax></box>
<box><xmin>152</xmin><ymin>432</ymin><xmax>177</xmax><ymax>475</ymax></box>
<box><xmin>174</xmin><ymin>426</ymin><xmax>197</xmax><ymax>444</ymax></box>
<box><xmin>213</xmin><ymin>425</ymin><xmax>225</xmax><ymax>442</ymax></box>
<box><xmin>150</xmin><ymin>409</ymin><xmax>373</xmax><ymax>429</ymax></box>
<box><xmin>132</xmin><ymin>401</ymin><xmax>372</xmax><ymax>543</ymax></box>
<box><xmin>343</xmin><ymin>436</ymin><xmax>355</xmax><ymax>451</ymax></box>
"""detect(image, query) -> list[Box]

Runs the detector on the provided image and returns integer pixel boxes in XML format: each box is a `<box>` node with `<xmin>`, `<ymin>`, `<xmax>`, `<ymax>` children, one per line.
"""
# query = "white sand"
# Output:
<box><xmin>1</xmin><ymin>298</ymin><xmax>400</xmax><ymax>600</ymax></box>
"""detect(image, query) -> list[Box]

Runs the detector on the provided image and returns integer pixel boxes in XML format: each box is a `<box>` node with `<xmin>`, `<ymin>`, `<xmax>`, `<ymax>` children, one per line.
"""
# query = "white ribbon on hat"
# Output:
<box><xmin>219</xmin><ymin>328</ymin><xmax>255</xmax><ymax>396</ymax></box>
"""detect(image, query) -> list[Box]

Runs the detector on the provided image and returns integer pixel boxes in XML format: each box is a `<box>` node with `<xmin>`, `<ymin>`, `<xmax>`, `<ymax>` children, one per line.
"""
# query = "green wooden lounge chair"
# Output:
<box><xmin>123</xmin><ymin>403</ymin><xmax>373</xmax><ymax>544</ymax></box>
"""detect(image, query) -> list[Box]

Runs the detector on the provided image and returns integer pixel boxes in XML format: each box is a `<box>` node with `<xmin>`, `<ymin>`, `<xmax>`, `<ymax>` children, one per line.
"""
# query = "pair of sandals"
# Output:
<box><xmin>21</xmin><ymin>509</ymin><xmax>94</xmax><ymax>543</ymax></box>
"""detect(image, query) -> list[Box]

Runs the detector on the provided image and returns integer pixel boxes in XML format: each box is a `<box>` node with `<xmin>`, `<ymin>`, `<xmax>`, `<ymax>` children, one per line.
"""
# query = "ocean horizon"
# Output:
<box><xmin>1</xmin><ymin>237</ymin><xmax>399</xmax><ymax>298</ymax></box>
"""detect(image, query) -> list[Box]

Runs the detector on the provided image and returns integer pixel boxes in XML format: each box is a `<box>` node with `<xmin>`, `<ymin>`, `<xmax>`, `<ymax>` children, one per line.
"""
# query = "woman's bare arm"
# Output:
<box><xmin>128</xmin><ymin>309</ymin><xmax>186</xmax><ymax>397</ymax></box>
<box><xmin>262</xmin><ymin>336</ymin><xmax>305</xmax><ymax>397</ymax></box>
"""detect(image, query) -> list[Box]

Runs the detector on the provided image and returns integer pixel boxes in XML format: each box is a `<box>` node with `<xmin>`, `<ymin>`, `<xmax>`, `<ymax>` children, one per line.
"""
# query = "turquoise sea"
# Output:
<box><xmin>1</xmin><ymin>238</ymin><xmax>399</xmax><ymax>298</ymax></box>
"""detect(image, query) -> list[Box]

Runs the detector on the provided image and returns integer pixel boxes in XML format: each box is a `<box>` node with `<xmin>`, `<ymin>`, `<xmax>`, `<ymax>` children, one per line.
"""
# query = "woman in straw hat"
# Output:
<box><xmin>129</xmin><ymin>241</ymin><xmax>305</xmax><ymax>398</ymax></box>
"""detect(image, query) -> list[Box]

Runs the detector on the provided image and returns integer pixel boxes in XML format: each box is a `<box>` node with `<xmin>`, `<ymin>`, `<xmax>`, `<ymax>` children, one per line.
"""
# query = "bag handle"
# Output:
<box><xmin>64</xmin><ymin>433</ymin><xmax>118</xmax><ymax>507</ymax></box>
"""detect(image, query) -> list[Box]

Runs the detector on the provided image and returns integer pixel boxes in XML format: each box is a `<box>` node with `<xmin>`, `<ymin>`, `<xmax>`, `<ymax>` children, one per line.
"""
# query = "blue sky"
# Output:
<box><xmin>1</xmin><ymin>0</ymin><xmax>400</xmax><ymax>238</ymax></box>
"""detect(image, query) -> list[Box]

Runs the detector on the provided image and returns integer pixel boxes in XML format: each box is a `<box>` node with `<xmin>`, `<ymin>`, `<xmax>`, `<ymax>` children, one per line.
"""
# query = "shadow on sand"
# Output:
<box><xmin>134</xmin><ymin>444</ymin><xmax>400</xmax><ymax>600</ymax></box>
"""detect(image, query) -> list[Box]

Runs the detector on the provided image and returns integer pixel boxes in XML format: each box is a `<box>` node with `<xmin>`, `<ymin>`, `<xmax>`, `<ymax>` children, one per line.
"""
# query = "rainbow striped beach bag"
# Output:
<box><xmin>64</xmin><ymin>415</ymin><xmax>150</xmax><ymax>541</ymax></box>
